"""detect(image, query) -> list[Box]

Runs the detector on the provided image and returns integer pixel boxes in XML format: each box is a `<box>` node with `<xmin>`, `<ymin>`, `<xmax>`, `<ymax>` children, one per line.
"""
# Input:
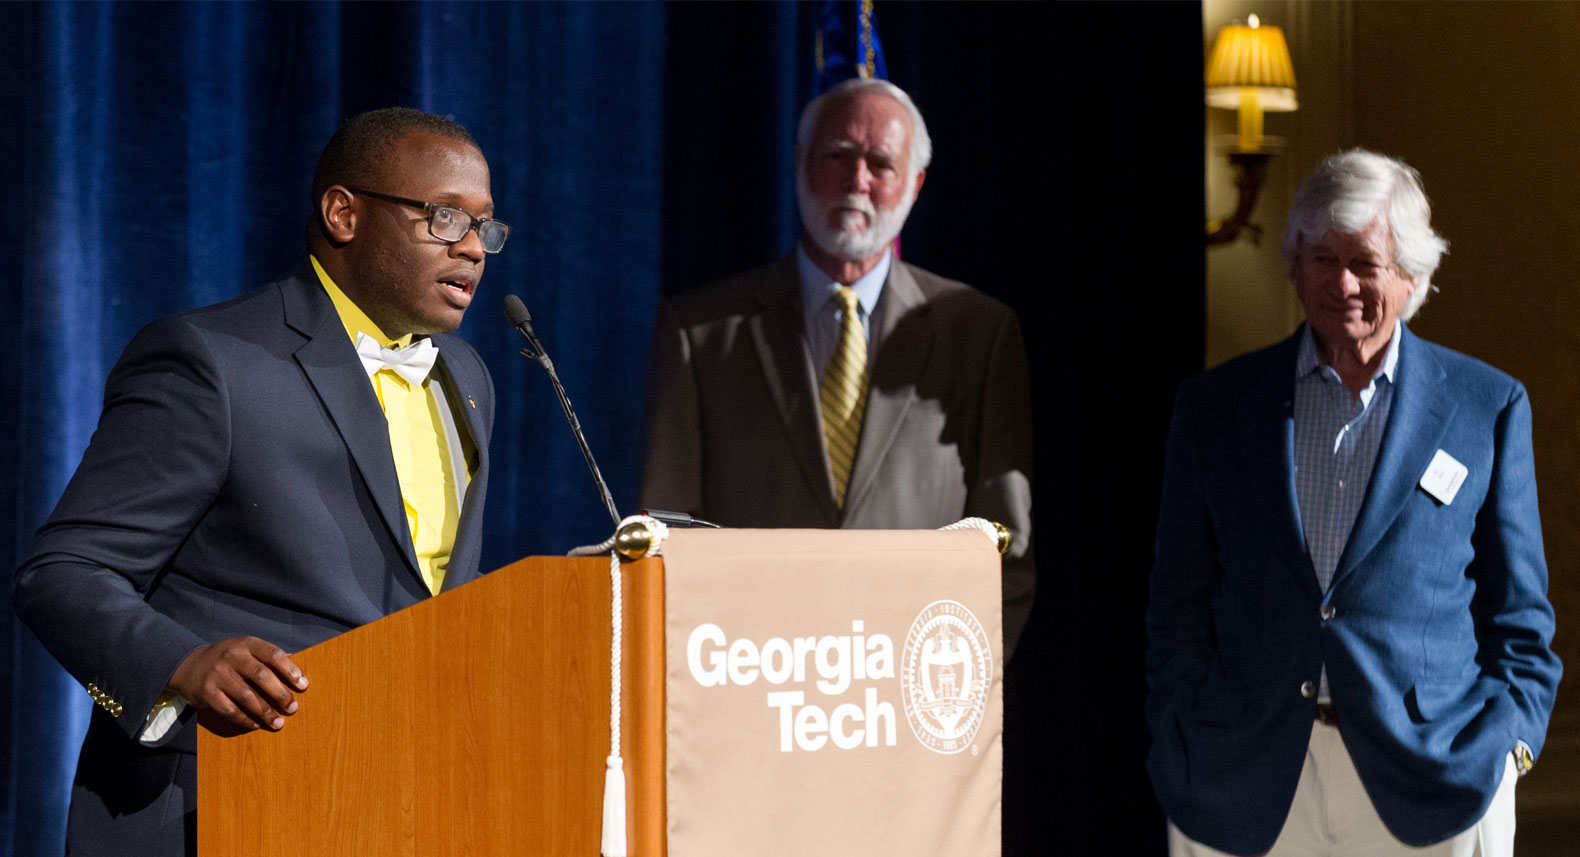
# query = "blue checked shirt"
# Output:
<box><xmin>1293</xmin><ymin>321</ymin><xmax>1401</xmax><ymax>699</ymax></box>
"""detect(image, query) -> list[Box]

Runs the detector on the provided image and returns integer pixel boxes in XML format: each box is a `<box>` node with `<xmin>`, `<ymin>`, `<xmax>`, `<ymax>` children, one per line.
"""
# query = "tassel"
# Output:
<box><xmin>600</xmin><ymin>754</ymin><xmax>628</xmax><ymax>857</ymax></box>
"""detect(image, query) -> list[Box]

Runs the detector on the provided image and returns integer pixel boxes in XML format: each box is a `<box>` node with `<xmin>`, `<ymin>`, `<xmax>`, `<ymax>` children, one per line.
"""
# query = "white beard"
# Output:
<box><xmin>796</xmin><ymin>168</ymin><xmax>916</xmax><ymax>263</ymax></box>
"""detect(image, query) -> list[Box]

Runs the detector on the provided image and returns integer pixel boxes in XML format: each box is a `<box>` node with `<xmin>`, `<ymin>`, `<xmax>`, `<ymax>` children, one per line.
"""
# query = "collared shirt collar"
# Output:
<box><xmin>310</xmin><ymin>254</ymin><xmax>415</xmax><ymax>350</ymax></box>
<box><xmin>795</xmin><ymin>242</ymin><xmax>891</xmax><ymax>320</ymax></box>
<box><xmin>1296</xmin><ymin>319</ymin><xmax>1402</xmax><ymax>386</ymax></box>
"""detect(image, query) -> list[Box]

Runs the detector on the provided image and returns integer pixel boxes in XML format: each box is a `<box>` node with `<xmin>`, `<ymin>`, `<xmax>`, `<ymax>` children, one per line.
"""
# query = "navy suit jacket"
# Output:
<box><xmin>1145</xmin><ymin>325</ymin><xmax>1559</xmax><ymax>854</ymax></box>
<box><xmin>13</xmin><ymin>270</ymin><xmax>494</xmax><ymax>851</ymax></box>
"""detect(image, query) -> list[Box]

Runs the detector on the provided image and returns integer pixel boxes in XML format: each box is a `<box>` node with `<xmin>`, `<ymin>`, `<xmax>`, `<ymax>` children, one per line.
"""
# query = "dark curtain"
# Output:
<box><xmin>1</xmin><ymin>3</ymin><xmax>1202</xmax><ymax>855</ymax></box>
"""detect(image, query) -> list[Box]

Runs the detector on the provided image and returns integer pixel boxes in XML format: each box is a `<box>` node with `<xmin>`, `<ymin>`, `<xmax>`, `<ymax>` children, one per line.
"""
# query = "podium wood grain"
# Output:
<box><xmin>197</xmin><ymin>555</ymin><xmax>666</xmax><ymax>856</ymax></box>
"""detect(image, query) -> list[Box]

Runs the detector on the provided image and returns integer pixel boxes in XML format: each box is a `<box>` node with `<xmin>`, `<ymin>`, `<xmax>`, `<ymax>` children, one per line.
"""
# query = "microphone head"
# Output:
<box><xmin>502</xmin><ymin>294</ymin><xmax>532</xmax><ymax>327</ymax></box>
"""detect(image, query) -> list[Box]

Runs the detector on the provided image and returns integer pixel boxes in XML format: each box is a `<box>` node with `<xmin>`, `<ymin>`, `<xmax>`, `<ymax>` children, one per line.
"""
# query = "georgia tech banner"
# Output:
<box><xmin>663</xmin><ymin>529</ymin><xmax>1003</xmax><ymax>857</ymax></box>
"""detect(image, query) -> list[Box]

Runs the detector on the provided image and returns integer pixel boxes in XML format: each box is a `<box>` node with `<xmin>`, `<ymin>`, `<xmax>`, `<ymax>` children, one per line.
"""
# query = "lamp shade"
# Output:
<box><xmin>1205</xmin><ymin>17</ymin><xmax>1297</xmax><ymax>111</ymax></box>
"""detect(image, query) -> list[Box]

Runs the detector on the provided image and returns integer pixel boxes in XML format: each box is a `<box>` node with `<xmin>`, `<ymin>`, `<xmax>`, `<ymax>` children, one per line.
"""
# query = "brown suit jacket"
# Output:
<box><xmin>640</xmin><ymin>254</ymin><xmax>1035</xmax><ymax>656</ymax></box>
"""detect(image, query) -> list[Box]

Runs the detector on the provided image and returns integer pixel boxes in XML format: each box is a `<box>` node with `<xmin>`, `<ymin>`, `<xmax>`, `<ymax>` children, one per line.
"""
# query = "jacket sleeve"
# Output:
<box><xmin>1468</xmin><ymin>382</ymin><xmax>1562</xmax><ymax>758</ymax></box>
<box><xmin>963</xmin><ymin>306</ymin><xmax>1035</xmax><ymax>661</ymax></box>
<box><xmin>13</xmin><ymin>315</ymin><xmax>227</xmax><ymax>744</ymax></box>
<box><xmin>639</xmin><ymin>298</ymin><xmax>706</xmax><ymax>517</ymax></box>
<box><xmin>1145</xmin><ymin>382</ymin><xmax>1220</xmax><ymax>735</ymax></box>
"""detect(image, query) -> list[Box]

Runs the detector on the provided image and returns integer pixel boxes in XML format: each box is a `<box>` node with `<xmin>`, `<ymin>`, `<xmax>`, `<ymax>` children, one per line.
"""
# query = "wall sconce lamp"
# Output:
<box><xmin>1205</xmin><ymin>14</ymin><xmax>1298</xmax><ymax>246</ymax></box>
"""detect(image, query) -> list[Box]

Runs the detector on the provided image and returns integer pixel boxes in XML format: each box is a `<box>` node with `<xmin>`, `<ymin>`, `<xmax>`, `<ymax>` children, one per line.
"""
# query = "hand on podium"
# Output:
<box><xmin>171</xmin><ymin>636</ymin><xmax>309</xmax><ymax>733</ymax></box>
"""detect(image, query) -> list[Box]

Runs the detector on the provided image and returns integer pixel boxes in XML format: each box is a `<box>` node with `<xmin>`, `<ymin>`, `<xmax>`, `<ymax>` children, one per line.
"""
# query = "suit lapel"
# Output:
<box><xmin>748</xmin><ymin>259</ymin><xmax>841</xmax><ymax>523</ymax></box>
<box><xmin>282</xmin><ymin>273</ymin><xmax>422</xmax><ymax>581</ymax></box>
<box><xmin>842</xmin><ymin>261</ymin><xmax>931</xmax><ymax>517</ymax></box>
<box><xmin>1334</xmin><ymin>326</ymin><xmax>1454</xmax><ymax>581</ymax></box>
<box><xmin>430</xmin><ymin>337</ymin><xmax>491</xmax><ymax>591</ymax></box>
<box><xmin>431</xmin><ymin>337</ymin><xmax>489</xmax><ymax>490</ymax></box>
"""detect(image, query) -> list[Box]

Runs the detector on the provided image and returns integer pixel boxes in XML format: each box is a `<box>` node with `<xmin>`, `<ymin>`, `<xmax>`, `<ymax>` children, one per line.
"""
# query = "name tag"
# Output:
<box><xmin>1419</xmin><ymin>449</ymin><xmax>1468</xmax><ymax>505</ymax></box>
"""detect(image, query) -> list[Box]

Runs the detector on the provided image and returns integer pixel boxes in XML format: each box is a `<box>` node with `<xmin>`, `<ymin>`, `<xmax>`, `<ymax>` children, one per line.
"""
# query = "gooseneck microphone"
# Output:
<box><xmin>502</xmin><ymin>294</ymin><xmax>621</xmax><ymax>527</ymax></box>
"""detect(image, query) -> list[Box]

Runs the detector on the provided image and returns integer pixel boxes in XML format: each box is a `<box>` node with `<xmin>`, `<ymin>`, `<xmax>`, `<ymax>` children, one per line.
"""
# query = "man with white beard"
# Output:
<box><xmin>641</xmin><ymin>78</ymin><xmax>1036</xmax><ymax>657</ymax></box>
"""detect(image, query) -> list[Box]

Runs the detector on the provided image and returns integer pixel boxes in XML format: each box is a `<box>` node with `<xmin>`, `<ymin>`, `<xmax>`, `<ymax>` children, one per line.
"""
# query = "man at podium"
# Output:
<box><xmin>641</xmin><ymin>78</ymin><xmax>1036</xmax><ymax>657</ymax></box>
<box><xmin>13</xmin><ymin>108</ymin><xmax>502</xmax><ymax>856</ymax></box>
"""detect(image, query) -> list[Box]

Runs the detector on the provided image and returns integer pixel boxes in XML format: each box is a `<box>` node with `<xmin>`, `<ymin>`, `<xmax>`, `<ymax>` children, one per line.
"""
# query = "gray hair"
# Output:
<box><xmin>796</xmin><ymin>78</ymin><xmax>933</xmax><ymax>172</ymax></box>
<box><xmin>1282</xmin><ymin>149</ymin><xmax>1449</xmax><ymax>320</ymax></box>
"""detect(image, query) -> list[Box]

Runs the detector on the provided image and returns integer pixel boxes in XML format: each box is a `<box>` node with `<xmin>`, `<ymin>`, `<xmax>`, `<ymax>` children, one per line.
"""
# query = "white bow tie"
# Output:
<box><xmin>355</xmin><ymin>332</ymin><xmax>438</xmax><ymax>385</ymax></box>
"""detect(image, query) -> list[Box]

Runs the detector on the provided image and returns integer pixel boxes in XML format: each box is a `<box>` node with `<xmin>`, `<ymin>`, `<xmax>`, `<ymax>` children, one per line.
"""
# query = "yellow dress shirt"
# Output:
<box><xmin>311</xmin><ymin>255</ymin><xmax>465</xmax><ymax>595</ymax></box>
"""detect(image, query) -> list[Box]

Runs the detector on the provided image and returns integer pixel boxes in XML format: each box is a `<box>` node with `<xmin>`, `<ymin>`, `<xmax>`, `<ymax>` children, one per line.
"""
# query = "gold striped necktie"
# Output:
<box><xmin>820</xmin><ymin>286</ymin><xmax>869</xmax><ymax>509</ymax></box>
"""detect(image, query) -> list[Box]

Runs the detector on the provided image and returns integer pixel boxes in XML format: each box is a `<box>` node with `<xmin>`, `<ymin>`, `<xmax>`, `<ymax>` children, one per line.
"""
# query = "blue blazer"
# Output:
<box><xmin>13</xmin><ymin>270</ymin><xmax>494</xmax><ymax>850</ymax></box>
<box><xmin>1145</xmin><ymin>325</ymin><xmax>1560</xmax><ymax>854</ymax></box>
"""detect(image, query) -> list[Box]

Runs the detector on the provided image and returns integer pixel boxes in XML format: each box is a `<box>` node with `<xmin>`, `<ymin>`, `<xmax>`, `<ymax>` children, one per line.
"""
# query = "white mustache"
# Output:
<box><xmin>830</xmin><ymin>195</ymin><xmax>877</xmax><ymax>223</ymax></box>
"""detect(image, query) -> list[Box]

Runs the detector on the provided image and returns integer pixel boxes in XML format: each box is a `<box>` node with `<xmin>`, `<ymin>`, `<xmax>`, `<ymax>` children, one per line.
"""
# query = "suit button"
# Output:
<box><xmin>1320</xmin><ymin>604</ymin><xmax>1336</xmax><ymax>620</ymax></box>
<box><xmin>1300</xmin><ymin>681</ymin><xmax>1316</xmax><ymax>698</ymax></box>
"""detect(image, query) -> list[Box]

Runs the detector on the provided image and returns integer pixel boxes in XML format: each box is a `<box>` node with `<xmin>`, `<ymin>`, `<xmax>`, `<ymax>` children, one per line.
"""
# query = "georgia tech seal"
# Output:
<box><xmin>900</xmin><ymin>600</ymin><xmax>993</xmax><ymax>754</ymax></box>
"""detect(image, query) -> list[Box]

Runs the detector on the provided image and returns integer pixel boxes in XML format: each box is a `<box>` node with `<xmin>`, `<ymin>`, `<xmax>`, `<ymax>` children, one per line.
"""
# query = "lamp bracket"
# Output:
<box><xmin>1207</xmin><ymin>152</ymin><xmax>1272</xmax><ymax>247</ymax></box>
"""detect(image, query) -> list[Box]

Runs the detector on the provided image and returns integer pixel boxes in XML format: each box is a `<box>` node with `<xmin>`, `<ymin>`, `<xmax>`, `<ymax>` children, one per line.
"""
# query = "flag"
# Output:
<box><xmin>812</xmin><ymin>0</ymin><xmax>888</xmax><ymax>95</ymax></box>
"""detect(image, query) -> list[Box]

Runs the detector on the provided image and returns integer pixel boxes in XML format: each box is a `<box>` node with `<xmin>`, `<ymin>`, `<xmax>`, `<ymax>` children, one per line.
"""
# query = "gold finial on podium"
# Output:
<box><xmin>615</xmin><ymin>518</ymin><xmax>657</xmax><ymax>559</ymax></box>
<box><xmin>993</xmin><ymin>522</ymin><xmax>1012</xmax><ymax>555</ymax></box>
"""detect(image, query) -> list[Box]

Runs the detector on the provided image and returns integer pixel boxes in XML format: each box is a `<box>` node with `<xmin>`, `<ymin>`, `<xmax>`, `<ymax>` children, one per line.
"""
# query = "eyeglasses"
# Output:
<box><xmin>346</xmin><ymin>187</ymin><xmax>511</xmax><ymax>254</ymax></box>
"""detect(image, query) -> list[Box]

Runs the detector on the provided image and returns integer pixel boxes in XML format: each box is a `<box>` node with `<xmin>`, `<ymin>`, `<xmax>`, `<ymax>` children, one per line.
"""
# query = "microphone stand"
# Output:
<box><xmin>504</xmin><ymin>298</ymin><xmax>622</xmax><ymax>528</ymax></box>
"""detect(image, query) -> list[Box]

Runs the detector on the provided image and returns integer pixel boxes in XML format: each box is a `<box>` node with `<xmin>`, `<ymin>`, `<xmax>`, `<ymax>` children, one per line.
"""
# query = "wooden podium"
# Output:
<box><xmin>199</xmin><ymin>530</ymin><xmax>1004</xmax><ymax>857</ymax></box>
<box><xmin>197</xmin><ymin>555</ymin><xmax>668</xmax><ymax>856</ymax></box>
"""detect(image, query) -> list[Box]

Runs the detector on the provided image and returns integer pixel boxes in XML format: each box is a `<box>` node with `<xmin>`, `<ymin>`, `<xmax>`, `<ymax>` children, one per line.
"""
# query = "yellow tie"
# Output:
<box><xmin>372</xmin><ymin>367</ymin><xmax>460</xmax><ymax>594</ymax></box>
<box><xmin>820</xmin><ymin>287</ymin><xmax>869</xmax><ymax>508</ymax></box>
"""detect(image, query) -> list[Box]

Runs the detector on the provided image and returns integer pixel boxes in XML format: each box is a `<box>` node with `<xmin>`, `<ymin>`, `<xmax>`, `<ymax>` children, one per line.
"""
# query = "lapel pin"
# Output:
<box><xmin>468</xmin><ymin>396</ymin><xmax>476</xmax><ymax>409</ymax></box>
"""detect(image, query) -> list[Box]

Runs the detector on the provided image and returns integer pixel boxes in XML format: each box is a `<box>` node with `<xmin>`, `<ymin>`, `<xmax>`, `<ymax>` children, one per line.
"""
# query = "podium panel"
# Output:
<box><xmin>197</xmin><ymin>555</ymin><xmax>666</xmax><ymax>856</ymax></box>
<box><xmin>662</xmin><ymin>529</ymin><xmax>1003</xmax><ymax>857</ymax></box>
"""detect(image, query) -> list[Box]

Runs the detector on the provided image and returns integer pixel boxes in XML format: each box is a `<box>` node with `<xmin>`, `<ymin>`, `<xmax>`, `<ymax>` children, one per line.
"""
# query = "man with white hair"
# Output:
<box><xmin>1145</xmin><ymin>149</ymin><xmax>1560</xmax><ymax>856</ymax></box>
<box><xmin>641</xmin><ymin>78</ymin><xmax>1035</xmax><ymax>656</ymax></box>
